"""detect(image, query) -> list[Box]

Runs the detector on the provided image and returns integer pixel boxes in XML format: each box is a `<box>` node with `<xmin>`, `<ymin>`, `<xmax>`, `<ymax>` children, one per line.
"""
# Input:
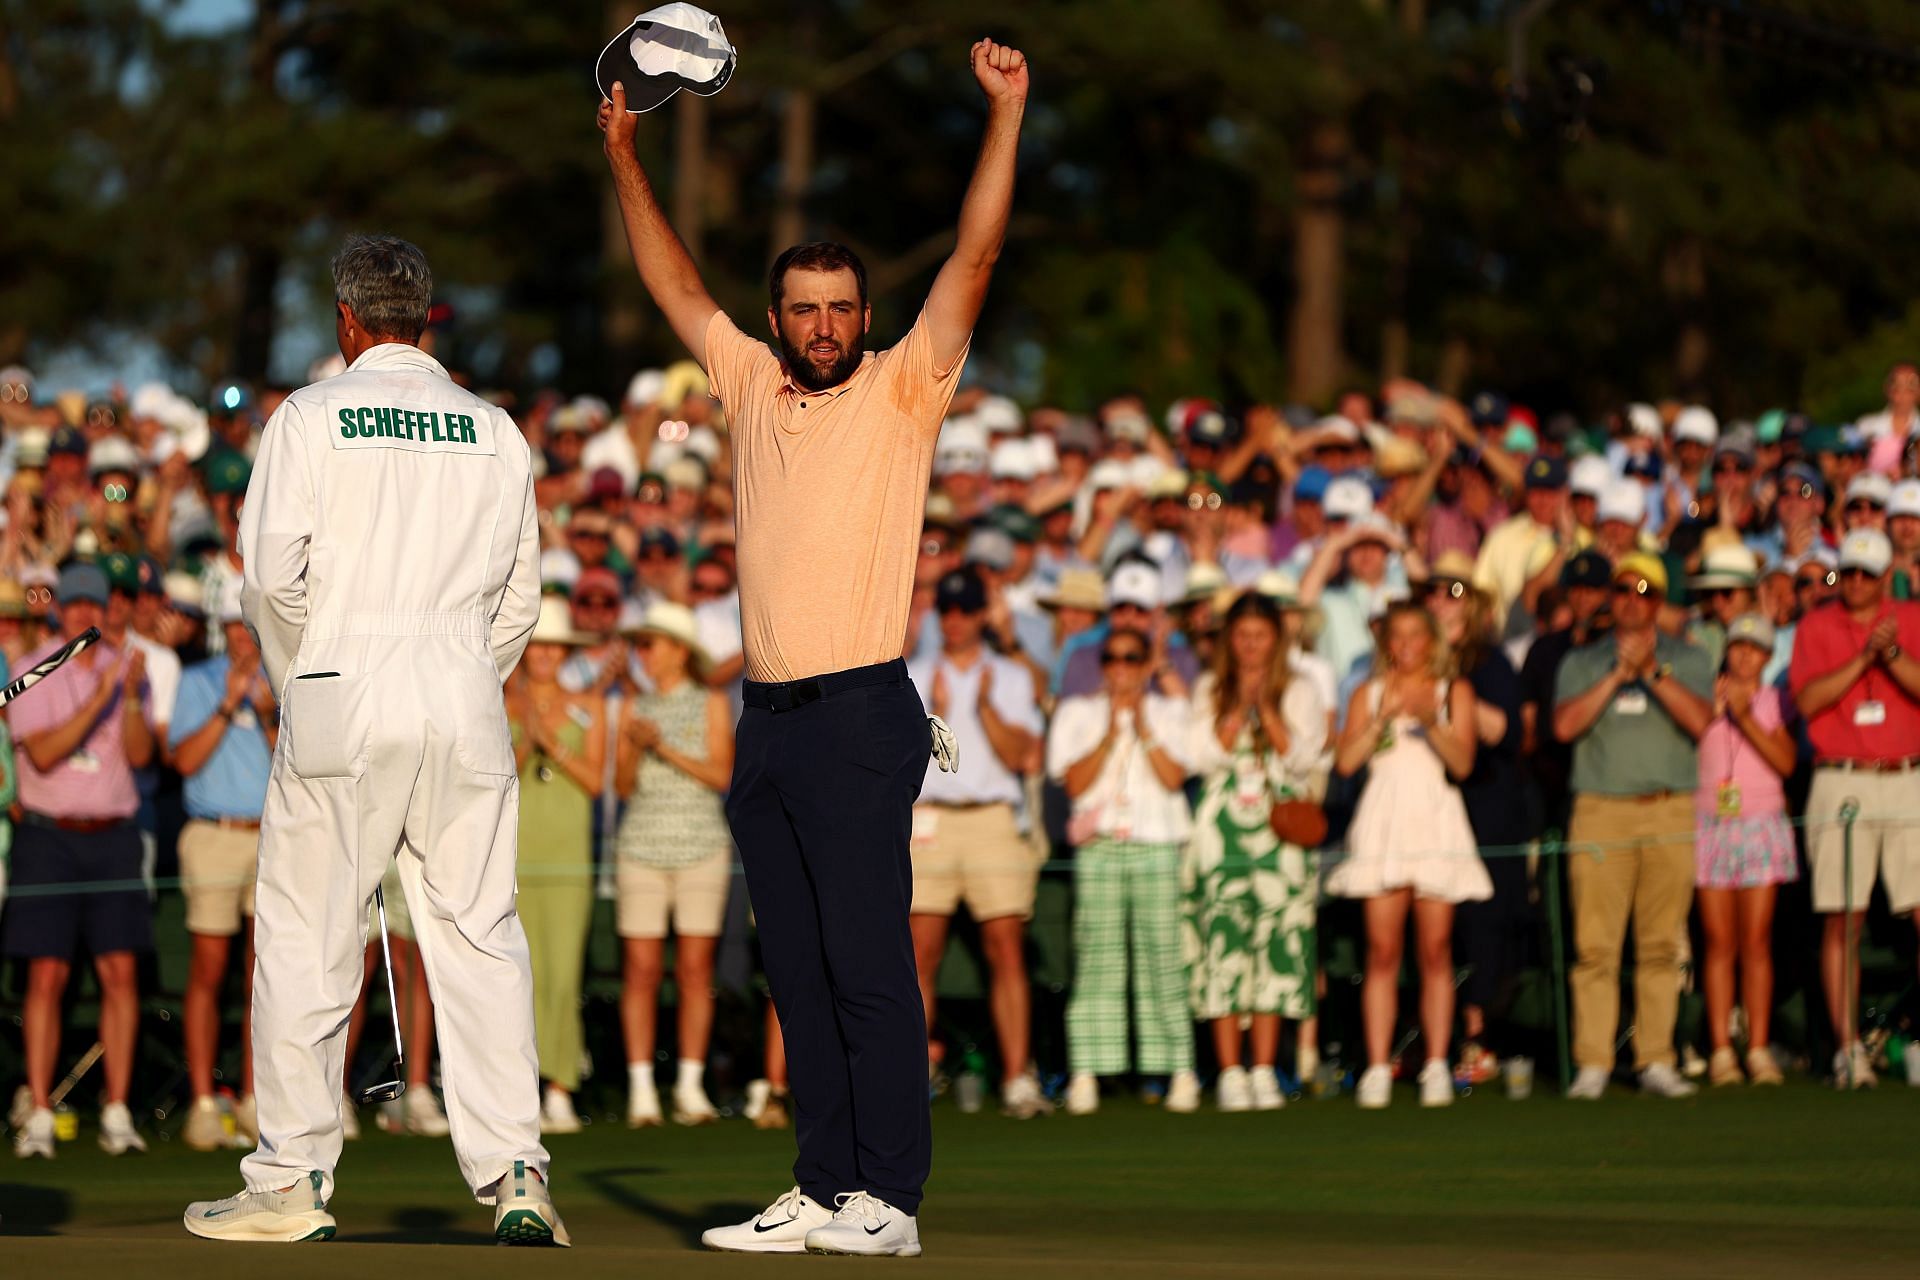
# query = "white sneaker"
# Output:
<box><xmin>491</xmin><ymin>1159</ymin><xmax>571</xmax><ymax>1247</ymax></box>
<box><xmin>1833</xmin><ymin>1042</ymin><xmax>1878</xmax><ymax>1090</ymax></box>
<box><xmin>339</xmin><ymin>1095</ymin><xmax>361</xmax><ymax>1140</ymax></box>
<box><xmin>672</xmin><ymin>1080</ymin><xmax>719</xmax><ymax>1126</ymax></box>
<box><xmin>804</xmin><ymin>1191</ymin><xmax>922</xmax><ymax>1257</ymax></box>
<box><xmin>1418</xmin><ymin>1058</ymin><xmax>1454</xmax><ymax>1108</ymax></box>
<box><xmin>13</xmin><ymin>1106</ymin><xmax>54</xmax><ymax>1159</ymax></box>
<box><xmin>627</xmin><ymin>1083</ymin><xmax>663</xmax><ymax>1129</ymax></box>
<box><xmin>405</xmin><ymin>1088</ymin><xmax>452</xmax><ymax>1137</ymax></box>
<box><xmin>1165</xmin><ymin>1070</ymin><xmax>1202</xmax><ymax>1113</ymax></box>
<box><xmin>701</xmin><ymin>1185</ymin><xmax>833</xmax><ymax>1254</ymax></box>
<box><xmin>184</xmin><ymin>1170</ymin><xmax>336</xmax><ymax>1242</ymax></box>
<box><xmin>182</xmin><ymin>1097</ymin><xmax>227</xmax><ymax>1152</ymax></box>
<box><xmin>1001</xmin><ymin>1071</ymin><xmax>1053</xmax><ymax>1119</ymax></box>
<box><xmin>1216</xmin><ymin>1065</ymin><xmax>1253</xmax><ymax>1112</ymax></box>
<box><xmin>1567</xmin><ymin>1066</ymin><xmax>1609</xmax><ymax>1100</ymax></box>
<box><xmin>1064</xmin><ymin>1073</ymin><xmax>1098</xmax><ymax>1116</ymax></box>
<box><xmin>743</xmin><ymin>1078</ymin><xmax>772</xmax><ymax>1123</ymax></box>
<box><xmin>1639</xmin><ymin>1062</ymin><xmax>1699</xmax><ymax>1099</ymax></box>
<box><xmin>9</xmin><ymin>1085</ymin><xmax>33</xmax><ymax>1131</ymax></box>
<box><xmin>540</xmin><ymin>1087</ymin><xmax>582</xmax><ymax>1135</ymax></box>
<box><xmin>1249</xmin><ymin>1066</ymin><xmax>1286</xmax><ymax>1111</ymax></box>
<box><xmin>233</xmin><ymin>1094</ymin><xmax>258</xmax><ymax>1147</ymax></box>
<box><xmin>100</xmin><ymin>1101</ymin><xmax>148</xmax><ymax>1154</ymax></box>
<box><xmin>1356</xmin><ymin>1064</ymin><xmax>1392</xmax><ymax>1109</ymax></box>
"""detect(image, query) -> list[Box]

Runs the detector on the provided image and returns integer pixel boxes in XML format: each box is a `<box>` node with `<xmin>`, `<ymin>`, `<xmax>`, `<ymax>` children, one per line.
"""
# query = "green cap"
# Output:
<box><xmin>1799</xmin><ymin>424</ymin><xmax>1842</xmax><ymax>456</ymax></box>
<box><xmin>1659</xmin><ymin>551</ymin><xmax>1691</xmax><ymax>608</ymax></box>
<box><xmin>203</xmin><ymin>449</ymin><xmax>252</xmax><ymax>496</ymax></box>
<box><xmin>98</xmin><ymin>551</ymin><xmax>141</xmax><ymax>595</ymax></box>
<box><xmin>988</xmin><ymin>505</ymin><xmax>1041</xmax><ymax>544</ymax></box>
<box><xmin>1754</xmin><ymin>409</ymin><xmax>1787</xmax><ymax>444</ymax></box>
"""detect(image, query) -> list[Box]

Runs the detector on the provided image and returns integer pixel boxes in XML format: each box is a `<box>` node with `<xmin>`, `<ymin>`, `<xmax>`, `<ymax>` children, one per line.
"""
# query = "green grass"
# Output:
<box><xmin>3</xmin><ymin>1083</ymin><xmax>1917</xmax><ymax>1278</ymax></box>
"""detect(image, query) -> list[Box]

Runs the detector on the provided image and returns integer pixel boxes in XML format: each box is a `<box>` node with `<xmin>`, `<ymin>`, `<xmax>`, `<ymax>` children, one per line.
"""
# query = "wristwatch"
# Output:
<box><xmin>1652</xmin><ymin>662</ymin><xmax>1673</xmax><ymax>684</ymax></box>
<box><xmin>1889</xmin><ymin>644</ymin><xmax>1904</xmax><ymax>663</ymax></box>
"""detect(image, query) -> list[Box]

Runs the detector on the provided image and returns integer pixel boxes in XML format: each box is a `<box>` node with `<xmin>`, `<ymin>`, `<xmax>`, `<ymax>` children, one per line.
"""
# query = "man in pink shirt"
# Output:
<box><xmin>1789</xmin><ymin>528</ymin><xmax>1920</xmax><ymax>1087</ymax></box>
<box><xmin>4</xmin><ymin>562</ymin><xmax>155</xmax><ymax>1158</ymax></box>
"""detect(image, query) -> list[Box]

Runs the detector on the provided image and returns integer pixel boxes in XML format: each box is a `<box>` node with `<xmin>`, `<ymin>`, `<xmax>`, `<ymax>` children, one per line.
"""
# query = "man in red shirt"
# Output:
<box><xmin>1789</xmin><ymin>528</ymin><xmax>1920</xmax><ymax>1087</ymax></box>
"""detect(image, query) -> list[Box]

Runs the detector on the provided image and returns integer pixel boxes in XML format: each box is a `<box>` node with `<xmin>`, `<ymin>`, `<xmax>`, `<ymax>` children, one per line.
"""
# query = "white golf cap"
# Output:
<box><xmin>1890</xmin><ymin>478</ymin><xmax>1920</xmax><ymax>519</ymax></box>
<box><xmin>934</xmin><ymin>421</ymin><xmax>989</xmax><ymax>476</ymax></box>
<box><xmin>1087</xmin><ymin>459</ymin><xmax>1130</xmax><ymax>492</ymax></box>
<box><xmin>1597</xmin><ymin>478</ymin><xmax>1647</xmax><ymax>528</ymax></box>
<box><xmin>1322</xmin><ymin>476</ymin><xmax>1375</xmax><ymax>522</ymax></box>
<box><xmin>1107</xmin><ymin>561</ymin><xmax>1163</xmax><ymax>610</ymax></box>
<box><xmin>1105</xmin><ymin>408</ymin><xmax>1152</xmax><ymax>444</ymax></box>
<box><xmin>1126</xmin><ymin>454</ymin><xmax>1169</xmax><ymax>489</ymax></box>
<box><xmin>1844</xmin><ymin>471</ymin><xmax>1892</xmax><ymax>508</ymax></box>
<box><xmin>597</xmin><ymin>4</ymin><xmax>736</xmax><ymax>113</ymax></box>
<box><xmin>989</xmin><ymin>437</ymin><xmax>1038</xmax><ymax>481</ymax></box>
<box><xmin>87</xmin><ymin>434</ymin><xmax>141</xmax><ymax>476</ymax></box>
<box><xmin>625</xmin><ymin>367</ymin><xmax>666</xmax><ymax>408</ymax></box>
<box><xmin>1838</xmin><ymin>528</ymin><xmax>1893</xmax><ymax>577</ymax></box>
<box><xmin>1569</xmin><ymin>454</ymin><xmax>1613</xmax><ymax>499</ymax></box>
<box><xmin>1626</xmin><ymin>402</ymin><xmax>1662</xmax><ymax>438</ymax></box>
<box><xmin>1672</xmin><ymin>405</ymin><xmax>1719</xmax><ymax>446</ymax></box>
<box><xmin>1690</xmin><ymin>544</ymin><xmax>1760</xmax><ymax>591</ymax></box>
<box><xmin>1725</xmin><ymin>612</ymin><xmax>1776</xmax><ymax>653</ymax></box>
<box><xmin>974</xmin><ymin>394</ymin><xmax>1023</xmax><ymax>435</ymax></box>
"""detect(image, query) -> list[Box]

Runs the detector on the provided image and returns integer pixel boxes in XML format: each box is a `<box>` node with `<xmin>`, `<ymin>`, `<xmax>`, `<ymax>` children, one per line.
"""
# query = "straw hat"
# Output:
<box><xmin>1039</xmin><ymin>568</ymin><xmax>1107</xmax><ymax>613</ymax></box>
<box><xmin>624</xmin><ymin>600</ymin><xmax>710</xmax><ymax>671</ymax></box>
<box><xmin>529</xmin><ymin>595</ymin><xmax>599</xmax><ymax>647</ymax></box>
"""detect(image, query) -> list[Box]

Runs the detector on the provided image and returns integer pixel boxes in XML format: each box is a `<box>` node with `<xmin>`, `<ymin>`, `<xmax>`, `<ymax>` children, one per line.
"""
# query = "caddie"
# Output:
<box><xmin>184</xmin><ymin>235</ymin><xmax>562</xmax><ymax>1245</ymax></box>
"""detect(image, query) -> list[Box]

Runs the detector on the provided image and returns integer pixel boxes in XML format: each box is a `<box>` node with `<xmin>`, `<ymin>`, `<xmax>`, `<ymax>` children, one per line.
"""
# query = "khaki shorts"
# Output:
<box><xmin>910</xmin><ymin>802</ymin><xmax>1040</xmax><ymax>922</ymax></box>
<box><xmin>1807</xmin><ymin>767</ymin><xmax>1920</xmax><ymax>914</ymax></box>
<box><xmin>616</xmin><ymin>848</ymin><xmax>731</xmax><ymax>939</ymax></box>
<box><xmin>179</xmin><ymin>820</ymin><xmax>260</xmax><ymax>937</ymax></box>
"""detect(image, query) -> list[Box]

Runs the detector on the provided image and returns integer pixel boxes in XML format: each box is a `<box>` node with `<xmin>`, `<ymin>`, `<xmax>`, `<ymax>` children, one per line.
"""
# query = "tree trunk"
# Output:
<box><xmin>771</xmin><ymin>86</ymin><xmax>817</xmax><ymax>260</ymax></box>
<box><xmin>674</xmin><ymin>90</ymin><xmax>709</xmax><ymax>264</ymax></box>
<box><xmin>1287</xmin><ymin>120</ymin><xmax>1350</xmax><ymax>406</ymax></box>
<box><xmin>232</xmin><ymin>243</ymin><xmax>281</xmax><ymax>383</ymax></box>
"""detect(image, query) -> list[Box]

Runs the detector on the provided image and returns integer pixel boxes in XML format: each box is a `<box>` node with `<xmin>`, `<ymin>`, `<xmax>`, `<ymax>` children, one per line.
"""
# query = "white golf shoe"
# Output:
<box><xmin>99</xmin><ymin>1101</ymin><xmax>148</xmax><ymax>1154</ymax></box>
<box><xmin>491</xmin><ymin>1159</ymin><xmax>571</xmax><ymax>1247</ymax></box>
<box><xmin>1418</xmin><ymin>1058</ymin><xmax>1454</xmax><ymax>1108</ymax></box>
<box><xmin>406</xmin><ymin>1089</ymin><xmax>452</xmax><ymax>1136</ymax></box>
<box><xmin>1356</xmin><ymin>1064</ymin><xmax>1393</xmax><ymax>1109</ymax></box>
<box><xmin>804</xmin><ymin>1191</ymin><xmax>922</xmax><ymax>1257</ymax></box>
<box><xmin>1566</xmin><ymin>1066</ymin><xmax>1609</xmax><ymax>1100</ymax></box>
<box><xmin>1249</xmin><ymin>1065</ymin><xmax>1286</xmax><ymax>1111</ymax></box>
<box><xmin>1164</xmin><ymin>1070</ymin><xmax>1202</xmax><ymax>1113</ymax></box>
<box><xmin>1639</xmin><ymin>1062</ymin><xmax>1699</xmax><ymax>1099</ymax></box>
<box><xmin>1001</xmin><ymin>1071</ymin><xmax>1053</xmax><ymax>1119</ymax></box>
<box><xmin>184</xmin><ymin>1170</ymin><xmax>336</xmax><ymax>1242</ymax></box>
<box><xmin>1833</xmin><ymin>1042</ymin><xmax>1877</xmax><ymax>1090</ymax></box>
<box><xmin>13</xmin><ymin>1106</ymin><xmax>54</xmax><ymax>1159</ymax></box>
<box><xmin>540</xmin><ymin>1086</ymin><xmax>582</xmax><ymax>1135</ymax></box>
<box><xmin>627</xmin><ymin>1083</ymin><xmax>664</xmax><ymax>1128</ymax></box>
<box><xmin>701</xmin><ymin>1185</ymin><xmax>833</xmax><ymax>1254</ymax></box>
<box><xmin>233</xmin><ymin>1094</ymin><xmax>259</xmax><ymax>1146</ymax></box>
<box><xmin>181</xmin><ymin>1097</ymin><xmax>227</xmax><ymax>1152</ymax></box>
<box><xmin>1216</xmin><ymin>1065</ymin><xmax>1253</xmax><ymax>1112</ymax></box>
<box><xmin>672</xmin><ymin>1080</ymin><xmax>719</xmax><ymax>1126</ymax></box>
<box><xmin>339</xmin><ymin>1095</ymin><xmax>361</xmax><ymax>1140</ymax></box>
<box><xmin>1064</xmin><ymin>1072</ymin><xmax>1098</xmax><ymax>1115</ymax></box>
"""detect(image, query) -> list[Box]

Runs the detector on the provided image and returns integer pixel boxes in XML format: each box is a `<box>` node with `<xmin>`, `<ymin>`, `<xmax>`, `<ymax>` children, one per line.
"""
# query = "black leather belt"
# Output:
<box><xmin>743</xmin><ymin>658</ymin><xmax>907</xmax><ymax>713</ymax></box>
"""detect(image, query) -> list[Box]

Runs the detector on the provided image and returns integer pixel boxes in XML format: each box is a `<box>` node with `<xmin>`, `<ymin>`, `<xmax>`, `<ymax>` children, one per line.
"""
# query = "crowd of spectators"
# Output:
<box><xmin>2</xmin><ymin>346</ymin><xmax>1918</xmax><ymax>1156</ymax></box>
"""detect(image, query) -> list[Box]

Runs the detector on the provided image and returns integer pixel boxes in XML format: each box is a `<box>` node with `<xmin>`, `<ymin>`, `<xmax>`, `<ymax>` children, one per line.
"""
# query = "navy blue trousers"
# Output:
<box><xmin>726</xmin><ymin>659</ymin><xmax>933</xmax><ymax>1213</ymax></box>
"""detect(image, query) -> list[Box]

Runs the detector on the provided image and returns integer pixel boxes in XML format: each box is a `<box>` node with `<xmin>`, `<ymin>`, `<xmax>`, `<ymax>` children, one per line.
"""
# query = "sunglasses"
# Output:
<box><xmin>1101</xmin><ymin>650</ymin><xmax>1149</xmax><ymax>666</ymax></box>
<box><xmin>1698</xmin><ymin>587</ymin><xmax>1739</xmax><ymax>600</ymax></box>
<box><xmin>575</xmin><ymin>595</ymin><xmax>619</xmax><ymax>609</ymax></box>
<box><xmin>690</xmin><ymin>580</ymin><xmax>729</xmax><ymax>597</ymax></box>
<box><xmin>1712</xmin><ymin>461</ymin><xmax>1750</xmax><ymax>475</ymax></box>
<box><xmin>568</xmin><ymin>528</ymin><xmax>608</xmax><ymax>541</ymax></box>
<box><xmin>1796</xmin><ymin>572</ymin><xmax>1836</xmax><ymax>590</ymax></box>
<box><xmin>1612</xmin><ymin>579</ymin><xmax>1659</xmax><ymax>597</ymax></box>
<box><xmin>1845</xmin><ymin>500</ymin><xmax>1884</xmax><ymax>514</ymax></box>
<box><xmin>1838</xmin><ymin>566</ymin><xmax>1878</xmax><ymax>581</ymax></box>
<box><xmin>1424</xmin><ymin>580</ymin><xmax>1467</xmax><ymax>600</ymax></box>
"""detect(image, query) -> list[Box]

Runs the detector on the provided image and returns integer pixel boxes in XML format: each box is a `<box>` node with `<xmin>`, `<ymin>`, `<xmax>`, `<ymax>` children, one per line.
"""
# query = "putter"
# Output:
<box><xmin>359</xmin><ymin>884</ymin><xmax>407</xmax><ymax>1105</ymax></box>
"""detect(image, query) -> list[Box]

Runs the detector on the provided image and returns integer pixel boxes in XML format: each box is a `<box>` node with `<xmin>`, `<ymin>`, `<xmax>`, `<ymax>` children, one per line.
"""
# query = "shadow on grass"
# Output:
<box><xmin>349</xmin><ymin>1204</ymin><xmax>494</xmax><ymax>1246</ymax></box>
<box><xmin>583</xmin><ymin>1165</ymin><xmax>758</xmax><ymax>1249</ymax></box>
<box><xmin>0</xmin><ymin>1183</ymin><xmax>73</xmax><ymax>1235</ymax></box>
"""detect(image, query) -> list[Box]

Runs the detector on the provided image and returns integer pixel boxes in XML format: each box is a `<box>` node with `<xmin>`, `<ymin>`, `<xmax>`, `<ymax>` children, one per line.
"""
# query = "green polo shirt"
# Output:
<box><xmin>1554</xmin><ymin>631</ymin><xmax>1713</xmax><ymax>797</ymax></box>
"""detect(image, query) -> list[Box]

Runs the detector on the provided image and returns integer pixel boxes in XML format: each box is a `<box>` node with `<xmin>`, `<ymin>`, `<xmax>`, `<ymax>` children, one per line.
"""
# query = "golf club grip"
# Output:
<box><xmin>0</xmin><ymin>626</ymin><xmax>101</xmax><ymax>706</ymax></box>
<box><xmin>48</xmin><ymin>1042</ymin><xmax>106</xmax><ymax>1107</ymax></box>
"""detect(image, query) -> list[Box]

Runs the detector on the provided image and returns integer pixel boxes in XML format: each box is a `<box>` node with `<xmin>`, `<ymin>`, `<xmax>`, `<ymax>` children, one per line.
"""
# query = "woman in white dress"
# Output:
<box><xmin>1331</xmin><ymin>602</ymin><xmax>1488</xmax><ymax>1109</ymax></box>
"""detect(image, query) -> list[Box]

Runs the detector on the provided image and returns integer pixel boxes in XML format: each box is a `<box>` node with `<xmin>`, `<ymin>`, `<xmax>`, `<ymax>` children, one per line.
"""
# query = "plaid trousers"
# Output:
<box><xmin>1067</xmin><ymin>839</ymin><xmax>1195</xmax><ymax>1076</ymax></box>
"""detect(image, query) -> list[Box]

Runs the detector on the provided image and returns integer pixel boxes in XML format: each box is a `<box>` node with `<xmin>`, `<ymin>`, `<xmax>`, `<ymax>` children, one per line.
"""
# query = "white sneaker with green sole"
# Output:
<box><xmin>492</xmin><ymin>1159</ymin><xmax>571</xmax><ymax>1247</ymax></box>
<box><xmin>184</xmin><ymin>1170</ymin><xmax>336</xmax><ymax>1242</ymax></box>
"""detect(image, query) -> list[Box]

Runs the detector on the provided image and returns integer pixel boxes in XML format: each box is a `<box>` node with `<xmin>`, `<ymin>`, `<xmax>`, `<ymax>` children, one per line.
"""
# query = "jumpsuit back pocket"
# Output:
<box><xmin>286</xmin><ymin>672</ymin><xmax>367</xmax><ymax>779</ymax></box>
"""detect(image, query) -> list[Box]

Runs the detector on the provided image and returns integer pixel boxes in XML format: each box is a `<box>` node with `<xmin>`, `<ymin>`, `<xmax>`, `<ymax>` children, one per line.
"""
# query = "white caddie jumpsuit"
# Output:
<box><xmin>237</xmin><ymin>342</ymin><xmax>545</xmax><ymax>1202</ymax></box>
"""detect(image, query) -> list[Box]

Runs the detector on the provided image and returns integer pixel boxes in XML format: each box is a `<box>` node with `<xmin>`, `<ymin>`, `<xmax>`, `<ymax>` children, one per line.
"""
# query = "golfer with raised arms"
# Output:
<box><xmin>183</xmin><ymin>236</ymin><xmax>566</xmax><ymax>1246</ymax></box>
<box><xmin>600</xmin><ymin>36</ymin><xmax>1028</xmax><ymax>1259</ymax></box>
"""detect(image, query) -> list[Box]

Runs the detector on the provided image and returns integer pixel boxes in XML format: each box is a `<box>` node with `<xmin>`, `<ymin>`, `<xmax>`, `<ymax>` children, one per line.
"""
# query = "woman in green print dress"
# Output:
<box><xmin>1183</xmin><ymin>591</ymin><xmax>1329</xmax><ymax>1112</ymax></box>
<box><xmin>507</xmin><ymin>597</ymin><xmax>606</xmax><ymax>1135</ymax></box>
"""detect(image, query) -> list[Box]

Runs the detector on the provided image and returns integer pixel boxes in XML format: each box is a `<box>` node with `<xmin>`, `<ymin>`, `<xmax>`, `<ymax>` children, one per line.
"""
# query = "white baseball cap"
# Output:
<box><xmin>1105</xmin><ymin>409</ymin><xmax>1152</xmax><ymax>444</ymax></box>
<box><xmin>1890</xmin><ymin>478</ymin><xmax>1920</xmax><ymax>519</ymax></box>
<box><xmin>1838</xmin><ymin>528</ymin><xmax>1893</xmax><ymax>577</ymax></box>
<box><xmin>974</xmin><ymin>394</ymin><xmax>1023</xmax><ymax>435</ymax></box>
<box><xmin>989</xmin><ymin>438</ymin><xmax>1038</xmax><ymax>481</ymax></box>
<box><xmin>597</xmin><ymin>4</ymin><xmax>737</xmax><ymax>113</ymax></box>
<box><xmin>1569</xmin><ymin>454</ymin><xmax>1613</xmax><ymax>499</ymax></box>
<box><xmin>1626</xmin><ymin>402</ymin><xmax>1662</xmax><ymax>438</ymax></box>
<box><xmin>1087</xmin><ymin>459</ymin><xmax>1130</xmax><ymax>492</ymax></box>
<box><xmin>1844</xmin><ymin>472</ymin><xmax>1892</xmax><ymax>509</ymax></box>
<box><xmin>1322</xmin><ymin>476</ymin><xmax>1375</xmax><ymax>522</ymax></box>
<box><xmin>1672</xmin><ymin>405</ymin><xmax>1719</xmax><ymax>446</ymax></box>
<box><xmin>1597</xmin><ymin>478</ymin><xmax>1647</xmax><ymax>528</ymax></box>
<box><xmin>1107</xmin><ymin>562</ymin><xmax>1163</xmax><ymax>610</ymax></box>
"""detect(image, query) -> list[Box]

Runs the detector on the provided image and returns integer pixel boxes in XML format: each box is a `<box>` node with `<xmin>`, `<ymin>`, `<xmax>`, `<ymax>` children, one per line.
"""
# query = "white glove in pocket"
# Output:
<box><xmin>928</xmin><ymin>715</ymin><xmax>960</xmax><ymax>773</ymax></box>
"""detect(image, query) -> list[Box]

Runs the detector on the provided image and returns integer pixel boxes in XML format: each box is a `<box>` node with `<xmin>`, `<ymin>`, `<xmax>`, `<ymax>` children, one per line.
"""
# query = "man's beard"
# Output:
<box><xmin>780</xmin><ymin>331</ymin><xmax>865</xmax><ymax>392</ymax></box>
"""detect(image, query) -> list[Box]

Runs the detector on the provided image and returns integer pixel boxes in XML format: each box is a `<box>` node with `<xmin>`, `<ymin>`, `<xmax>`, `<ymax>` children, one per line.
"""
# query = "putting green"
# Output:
<box><xmin>3</xmin><ymin>1083</ymin><xmax>1915</xmax><ymax>1278</ymax></box>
